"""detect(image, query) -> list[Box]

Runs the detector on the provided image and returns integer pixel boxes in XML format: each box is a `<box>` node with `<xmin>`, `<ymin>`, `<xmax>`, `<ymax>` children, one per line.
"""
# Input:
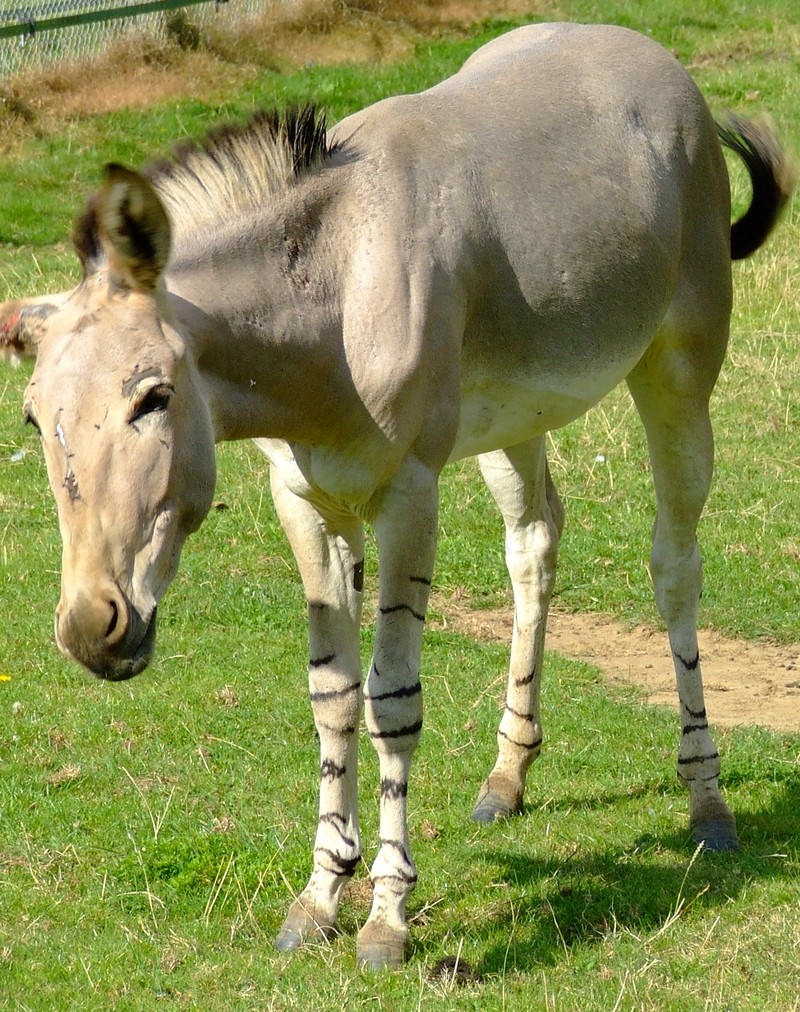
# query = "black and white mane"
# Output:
<box><xmin>73</xmin><ymin>105</ymin><xmax>336</xmax><ymax>270</ymax></box>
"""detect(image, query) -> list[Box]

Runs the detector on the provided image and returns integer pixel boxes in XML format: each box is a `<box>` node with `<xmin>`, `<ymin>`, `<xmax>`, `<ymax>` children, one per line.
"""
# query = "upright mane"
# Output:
<box><xmin>71</xmin><ymin>104</ymin><xmax>336</xmax><ymax>274</ymax></box>
<box><xmin>146</xmin><ymin>104</ymin><xmax>335</xmax><ymax>237</ymax></box>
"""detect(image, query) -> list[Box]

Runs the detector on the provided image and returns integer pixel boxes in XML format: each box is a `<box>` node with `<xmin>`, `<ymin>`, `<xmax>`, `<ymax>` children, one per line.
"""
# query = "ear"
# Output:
<box><xmin>0</xmin><ymin>290</ymin><xmax>75</xmax><ymax>364</ymax></box>
<box><xmin>96</xmin><ymin>164</ymin><xmax>171</xmax><ymax>292</ymax></box>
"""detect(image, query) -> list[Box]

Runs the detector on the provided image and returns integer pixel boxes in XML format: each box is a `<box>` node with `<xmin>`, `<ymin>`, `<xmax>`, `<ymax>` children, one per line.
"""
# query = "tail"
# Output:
<box><xmin>716</xmin><ymin>114</ymin><xmax>797</xmax><ymax>260</ymax></box>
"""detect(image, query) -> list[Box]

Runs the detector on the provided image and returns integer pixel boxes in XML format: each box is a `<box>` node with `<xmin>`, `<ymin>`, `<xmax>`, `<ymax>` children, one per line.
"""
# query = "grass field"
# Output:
<box><xmin>1</xmin><ymin>1</ymin><xmax>800</xmax><ymax>1008</ymax></box>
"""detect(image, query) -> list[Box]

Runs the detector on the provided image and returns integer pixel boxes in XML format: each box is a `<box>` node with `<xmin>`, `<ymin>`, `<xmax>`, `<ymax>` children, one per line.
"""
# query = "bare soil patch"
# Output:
<box><xmin>432</xmin><ymin>595</ymin><xmax>800</xmax><ymax>732</ymax></box>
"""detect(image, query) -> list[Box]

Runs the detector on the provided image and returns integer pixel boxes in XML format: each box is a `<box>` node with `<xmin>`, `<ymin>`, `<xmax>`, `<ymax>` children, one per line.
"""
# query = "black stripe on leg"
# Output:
<box><xmin>682</xmin><ymin>722</ymin><xmax>709</xmax><ymax>735</ymax></box>
<box><xmin>321</xmin><ymin>758</ymin><xmax>346</xmax><ymax>779</ymax></box>
<box><xmin>677</xmin><ymin>751</ymin><xmax>719</xmax><ymax>765</ymax></box>
<box><xmin>674</xmin><ymin>650</ymin><xmax>700</xmax><ymax>670</ymax></box>
<box><xmin>372</xmin><ymin>871</ymin><xmax>418</xmax><ymax>888</ymax></box>
<box><xmin>410</xmin><ymin>575</ymin><xmax>432</xmax><ymax>586</ymax></box>
<box><xmin>310</xmin><ymin>654</ymin><xmax>336</xmax><ymax>668</ymax></box>
<box><xmin>310</xmin><ymin>682</ymin><xmax>360</xmax><ymax>703</ymax></box>
<box><xmin>505</xmin><ymin>705</ymin><xmax>534</xmax><ymax>722</ymax></box>
<box><xmin>683</xmin><ymin>704</ymin><xmax>707</xmax><ymax>720</ymax></box>
<box><xmin>380</xmin><ymin>778</ymin><xmax>408</xmax><ymax>799</ymax></box>
<box><xmin>314</xmin><ymin>847</ymin><xmax>360</xmax><ymax>877</ymax></box>
<box><xmin>319</xmin><ymin>812</ymin><xmax>357</xmax><ymax>849</ymax></box>
<box><xmin>514</xmin><ymin>668</ymin><xmax>537</xmax><ymax>687</ymax></box>
<box><xmin>380</xmin><ymin>603</ymin><xmax>426</xmax><ymax>622</ymax></box>
<box><xmin>379</xmin><ymin>838</ymin><xmax>413</xmax><ymax>866</ymax></box>
<box><xmin>368</xmin><ymin>719</ymin><xmax>423</xmax><ymax>740</ymax></box>
<box><xmin>365</xmin><ymin>680</ymin><xmax>422</xmax><ymax>702</ymax></box>
<box><xmin>375</xmin><ymin>840</ymin><xmax>417</xmax><ymax>884</ymax></box>
<box><xmin>678</xmin><ymin>770</ymin><xmax>720</xmax><ymax>784</ymax></box>
<box><xmin>499</xmin><ymin>729</ymin><xmax>542</xmax><ymax>751</ymax></box>
<box><xmin>317</xmin><ymin>721</ymin><xmax>357</xmax><ymax>735</ymax></box>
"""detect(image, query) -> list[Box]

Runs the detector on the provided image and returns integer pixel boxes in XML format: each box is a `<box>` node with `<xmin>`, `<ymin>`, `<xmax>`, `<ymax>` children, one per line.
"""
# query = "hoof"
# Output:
<box><xmin>275</xmin><ymin>920</ymin><xmax>340</xmax><ymax>952</ymax></box>
<box><xmin>357</xmin><ymin>924</ymin><xmax>409</xmax><ymax>970</ymax></box>
<box><xmin>274</xmin><ymin>897</ymin><xmax>339</xmax><ymax>953</ymax></box>
<box><xmin>471</xmin><ymin>788</ymin><xmax>521</xmax><ymax>824</ymax></box>
<box><xmin>692</xmin><ymin>819</ymin><xmax>739</xmax><ymax>853</ymax></box>
<box><xmin>274</xmin><ymin>925</ymin><xmax>304</xmax><ymax>953</ymax></box>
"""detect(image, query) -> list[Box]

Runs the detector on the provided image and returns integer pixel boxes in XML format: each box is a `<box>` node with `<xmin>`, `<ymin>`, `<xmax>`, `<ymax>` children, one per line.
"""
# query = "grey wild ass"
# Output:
<box><xmin>2</xmin><ymin>23</ymin><xmax>795</xmax><ymax>968</ymax></box>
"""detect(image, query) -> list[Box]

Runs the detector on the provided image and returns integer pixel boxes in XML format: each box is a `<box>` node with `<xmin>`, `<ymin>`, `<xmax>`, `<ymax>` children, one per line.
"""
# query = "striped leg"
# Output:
<box><xmin>472</xmin><ymin>438</ymin><xmax>564</xmax><ymax>822</ymax></box>
<box><xmin>269</xmin><ymin>468</ymin><xmax>366</xmax><ymax>950</ymax></box>
<box><xmin>357</xmin><ymin>458</ymin><xmax>437</xmax><ymax>969</ymax></box>
<box><xmin>627</xmin><ymin>345</ymin><xmax>738</xmax><ymax>852</ymax></box>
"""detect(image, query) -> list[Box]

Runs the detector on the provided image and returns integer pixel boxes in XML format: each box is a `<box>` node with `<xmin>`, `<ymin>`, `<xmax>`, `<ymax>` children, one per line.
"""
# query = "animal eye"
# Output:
<box><xmin>130</xmin><ymin>384</ymin><xmax>173</xmax><ymax>424</ymax></box>
<box><xmin>23</xmin><ymin>407</ymin><xmax>41</xmax><ymax>435</ymax></box>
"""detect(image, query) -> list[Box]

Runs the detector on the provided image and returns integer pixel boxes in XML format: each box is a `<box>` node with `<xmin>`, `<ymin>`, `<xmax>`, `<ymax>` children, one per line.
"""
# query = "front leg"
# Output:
<box><xmin>269</xmin><ymin>467</ymin><xmax>366</xmax><ymax>950</ymax></box>
<box><xmin>357</xmin><ymin>458</ymin><xmax>438</xmax><ymax>969</ymax></box>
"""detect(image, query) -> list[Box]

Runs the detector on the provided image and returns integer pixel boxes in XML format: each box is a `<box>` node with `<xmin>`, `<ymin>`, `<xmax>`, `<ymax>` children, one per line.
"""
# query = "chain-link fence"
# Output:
<box><xmin>0</xmin><ymin>0</ymin><xmax>272</xmax><ymax>78</ymax></box>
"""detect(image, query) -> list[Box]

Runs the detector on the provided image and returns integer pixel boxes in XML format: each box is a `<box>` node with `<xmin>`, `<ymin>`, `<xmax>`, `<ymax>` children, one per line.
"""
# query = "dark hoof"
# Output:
<box><xmin>274</xmin><ymin>898</ymin><xmax>340</xmax><ymax>953</ymax></box>
<box><xmin>471</xmin><ymin>790</ymin><xmax>521</xmax><ymax>824</ymax></box>
<box><xmin>692</xmin><ymin>819</ymin><xmax>739</xmax><ymax>853</ymax></box>
<box><xmin>274</xmin><ymin>926</ymin><xmax>303</xmax><ymax>952</ymax></box>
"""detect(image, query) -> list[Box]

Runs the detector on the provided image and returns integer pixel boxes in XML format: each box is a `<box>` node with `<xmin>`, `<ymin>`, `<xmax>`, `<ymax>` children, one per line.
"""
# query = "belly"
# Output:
<box><xmin>449</xmin><ymin>351</ymin><xmax>643</xmax><ymax>462</ymax></box>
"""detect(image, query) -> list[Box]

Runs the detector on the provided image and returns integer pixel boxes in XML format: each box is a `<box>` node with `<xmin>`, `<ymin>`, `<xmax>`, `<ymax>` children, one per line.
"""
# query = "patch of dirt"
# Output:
<box><xmin>392</xmin><ymin>0</ymin><xmax>553</xmax><ymax>27</ymax></box>
<box><xmin>432</xmin><ymin>595</ymin><xmax>800</xmax><ymax>732</ymax></box>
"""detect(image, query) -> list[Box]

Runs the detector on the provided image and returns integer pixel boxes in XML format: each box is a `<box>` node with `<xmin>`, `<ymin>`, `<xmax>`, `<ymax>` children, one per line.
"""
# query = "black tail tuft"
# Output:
<box><xmin>716</xmin><ymin>114</ymin><xmax>797</xmax><ymax>260</ymax></box>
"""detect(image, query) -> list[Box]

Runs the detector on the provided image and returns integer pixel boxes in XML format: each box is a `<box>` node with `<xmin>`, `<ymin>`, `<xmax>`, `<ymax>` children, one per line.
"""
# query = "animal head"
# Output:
<box><xmin>3</xmin><ymin>109</ymin><xmax>334</xmax><ymax>680</ymax></box>
<box><xmin>15</xmin><ymin>165</ymin><xmax>216</xmax><ymax>679</ymax></box>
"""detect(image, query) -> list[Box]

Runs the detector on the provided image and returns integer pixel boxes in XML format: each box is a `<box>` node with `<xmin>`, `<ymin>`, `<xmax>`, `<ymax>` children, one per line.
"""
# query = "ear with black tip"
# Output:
<box><xmin>96</xmin><ymin>163</ymin><xmax>171</xmax><ymax>292</ymax></box>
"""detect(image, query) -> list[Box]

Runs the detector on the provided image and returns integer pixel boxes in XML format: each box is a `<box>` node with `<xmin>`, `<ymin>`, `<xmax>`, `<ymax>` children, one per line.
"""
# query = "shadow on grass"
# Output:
<box><xmin>409</xmin><ymin>767</ymin><xmax>800</xmax><ymax>976</ymax></box>
<box><xmin>737</xmin><ymin>767</ymin><xmax>800</xmax><ymax>851</ymax></box>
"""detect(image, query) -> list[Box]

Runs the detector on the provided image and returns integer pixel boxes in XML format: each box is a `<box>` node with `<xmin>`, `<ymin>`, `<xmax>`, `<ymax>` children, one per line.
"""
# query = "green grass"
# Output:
<box><xmin>2</xmin><ymin>0</ymin><xmax>800</xmax><ymax>1008</ymax></box>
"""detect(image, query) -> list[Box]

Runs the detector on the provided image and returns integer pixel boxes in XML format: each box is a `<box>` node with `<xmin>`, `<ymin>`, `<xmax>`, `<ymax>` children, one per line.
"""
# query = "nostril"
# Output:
<box><xmin>106</xmin><ymin>599</ymin><xmax>119</xmax><ymax>640</ymax></box>
<box><xmin>103</xmin><ymin>588</ymin><xmax>129</xmax><ymax>647</ymax></box>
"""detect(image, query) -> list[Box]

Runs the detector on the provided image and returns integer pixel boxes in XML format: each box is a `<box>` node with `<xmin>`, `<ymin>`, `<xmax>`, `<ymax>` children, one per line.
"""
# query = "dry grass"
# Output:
<box><xmin>0</xmin><ymin>0</ymin><xmax>552</xmax><ymax>133</ymax></box>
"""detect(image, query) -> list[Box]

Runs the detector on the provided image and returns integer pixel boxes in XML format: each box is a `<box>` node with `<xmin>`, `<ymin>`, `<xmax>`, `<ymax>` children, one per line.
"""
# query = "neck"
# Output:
<box><xmin>160</xmin><ymin>177</ymin><xmax>360</xmax><ymax>443</ymax></box>
<box><xmin>167</xmin><ymin>267</ymin><xmax>341</xmax><ymax>445</ymax></box>
<box><xmin>161</xmin><ymin>169</ymin><xmax>390</xmax><ymax>456</ymax></box>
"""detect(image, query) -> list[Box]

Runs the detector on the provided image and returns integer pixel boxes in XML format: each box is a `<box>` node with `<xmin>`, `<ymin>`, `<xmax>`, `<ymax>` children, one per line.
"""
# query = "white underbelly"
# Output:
<box><xmin>449</xmin><ymin>357</ymin><xmax>638</xmax><ymax>462</ymax></box>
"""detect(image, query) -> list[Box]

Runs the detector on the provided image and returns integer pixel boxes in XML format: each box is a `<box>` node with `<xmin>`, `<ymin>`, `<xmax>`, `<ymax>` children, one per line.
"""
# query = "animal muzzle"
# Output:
<box><xmin>55</xmin><ymin>583</ymin><xmax>157</xmax><ymax>680</ymax></box>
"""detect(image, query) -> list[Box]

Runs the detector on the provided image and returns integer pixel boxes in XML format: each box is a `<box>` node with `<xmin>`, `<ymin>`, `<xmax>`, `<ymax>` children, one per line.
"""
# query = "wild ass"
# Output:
<box><xmin>1</xmin><ymin>23</ymin><xmax>795</xmax><ymax>969</ymax></box>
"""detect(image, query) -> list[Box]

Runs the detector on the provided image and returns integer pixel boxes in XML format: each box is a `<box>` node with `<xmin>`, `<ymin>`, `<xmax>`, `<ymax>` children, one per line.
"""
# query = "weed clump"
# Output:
<box><xmin>163</xmin><ymin>9</ymin><xmax>204</xmax><ymax>52</ymax></box>
<box><xmin>0</xmin><ymin>92</ymin><xmax>35</xmax><ymax>124</ymax></box>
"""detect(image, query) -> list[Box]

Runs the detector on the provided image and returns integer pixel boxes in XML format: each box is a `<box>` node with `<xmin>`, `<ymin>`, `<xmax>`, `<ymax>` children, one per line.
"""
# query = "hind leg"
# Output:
<box><xmin>472</xmin><ymin>437</ymin><xmax>564</xmax><ymax>822</ymax></box>
<box><xmin>627</xmin><ymin>330</ymin><xmax>738</xmax><ymax>852</ymax></box>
